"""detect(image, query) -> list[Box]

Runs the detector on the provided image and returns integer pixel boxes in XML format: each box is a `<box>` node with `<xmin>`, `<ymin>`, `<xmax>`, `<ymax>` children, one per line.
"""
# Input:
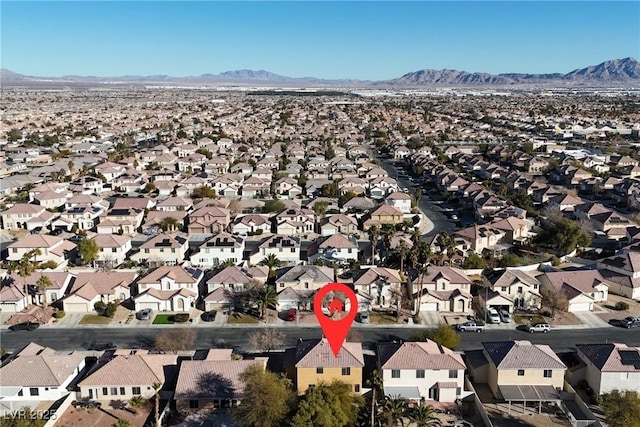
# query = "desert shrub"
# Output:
<box><xmin>614</xmin><ymin>301</ymin><xmax>629</xmax><ymax>311</ymax></box>
<box><xmin>54</xmin><ymin>310</ymin><xmax>66</xmax><ymax>319</ymax></box>
<box><xmin>174</xmin><ymin>313</ymin><xmax>190</xmax><ymax>323</ymax></box>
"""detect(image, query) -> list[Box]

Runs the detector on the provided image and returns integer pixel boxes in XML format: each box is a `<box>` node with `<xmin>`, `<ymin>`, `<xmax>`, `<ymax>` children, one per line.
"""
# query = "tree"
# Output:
<box><xmin>248</xmin><ymin>328</ymin><xmax>284</xmax><ymax>351</ymax></box>
<box><xmin>534</xmin><ymin>217</ymin><xmax>590</xmax><ymax>255</ymax></box>
<box><xmin>398</xmin><ymin>240</ymin><xmax>409</xmax><ymax>275</ymax></box>
<box><xmin>112</xmin><ymin>420</ymin><xmax>134</xmax><ymax>427</ymax></box>
<box><xmin>407</xmin><ymin>401</ymin><xmax>442</xmax><ymax>427</ymax></box>
<box><xmin>260</xmin><ymin>254</ymin><xmax>281</xmax><ymax>279</ymax></box>
<box><xmin>128</xmin><ymin>395</ymin><xmax>146</xmax><ymax>409</ymax></box>
<box><xmin>159</xmin><ymin>216</ymin><xmax>181</xmax><ymax>232</ymax></box>
<box><xmin>35</xmin><ymin>275</ymin><xmax>53</xmax><ymax>307</ymax></box>
<box><xmin>190</xmin><ymin>186</ymin><xmax>217</xmax><ymax>199</ymax></box>
<box><xmin>461</xmin><ymin>253</ymin><xmax>487</xmax><ymax>269</ymax></box>
<box><xmin>600</xmin><ymin>390</ymin><xmax>640</xmax><ymax>427</ymax></box>
<box><xmin>540</xmin><ymin>287</ymin><xmax>568</xmax><ymax>317</ymax></box>
<box><xmin>292</xmin><ymin>381</ymin><xmax>363</xmax><ymax>427</ymax></box>
<box><xmin>151</xmin><ymin>382</ymin><xmax>162</xmax><ymax>427</ymax></box>
<box><xmin>320</xmin><ymin>181</ymin><xmax>339</xmax><ymax>198</ymax></box>
<box><xmin>6</xmin><ymin>128</ymin><xmax>22</xmax><ymax>143</ymax></box>
<box><xmin>263</xmin><ymin>199</ymin><xmax>285</xmax><ymax>213</ymax></box>
<box><xmin>154</xmin><ymin>328</ymin><xmax>196</xmax><ymax>353</ymax></box>
<box><xmin>233</xmin><ymin>364</ymin><xmax>296</xmax><ymax>427</ymax></box>
<box><xmin>78</xmin><ymin>238</ymin><xmax>99</xmax><ymax>266</ymax></box>
<box><xmin>253</xmin><ymin>286</ymin><xmax>278</xmax><ymax>320</ymax></box>
<box><xmin>368</xmin><ymin>225</ymin><xmax>380</xmax><ymax>264</ymax></box>
<box><xmin>423</xmin><ymin>323</ymin><xmax>460</xmax><ymax>350</ymax></box>
<box><xmin>68</xmin><ymin>160</ymin><xmax>75</xmax><ymax>175</ymax></box>
<box><xmin>380</xmin><ymin>395</ymin><xmax>409</xmax><ymax>427</ymax></box>
<box><xmin>368</xmin><ymin>369</ymin><xmax>383</xmax><ymax>427</ymax></box>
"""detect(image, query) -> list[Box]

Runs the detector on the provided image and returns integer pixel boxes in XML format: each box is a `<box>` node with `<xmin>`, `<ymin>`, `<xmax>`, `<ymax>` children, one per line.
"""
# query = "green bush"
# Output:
<box><xmin>105</xmin><ymin>302</ymin><xmax>119</xmax><ymax>318</ymax></box>
<box><xmin>550</xmin><ymin>255</ymin><xmax>561</xmax><ymax>266</ymax></box>
<box><xmin>94</xmin><ymin>301</ymin><xmax>107</xmax><ymax>312</ymax></box>
<box><xmin>614</xmin><ymin>301</ymin><xmax>629</xmax><ymax>311</ymax></box>
<box><xmin>54</xmin><ymin>310</ymin><xmax>66</xmax><ymax>319</ymax></box>
<box><xmin>174</xmin><ymin>313</ymin><xmax>190</xmax><ymax>323</ymax></box>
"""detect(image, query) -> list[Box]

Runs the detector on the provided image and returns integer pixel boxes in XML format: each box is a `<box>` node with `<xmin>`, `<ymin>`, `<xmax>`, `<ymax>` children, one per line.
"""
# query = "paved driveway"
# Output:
<box><xmin>419</xmin><ymin>311</ymin><xmax>443</xmax><ymax>326</ymax></box>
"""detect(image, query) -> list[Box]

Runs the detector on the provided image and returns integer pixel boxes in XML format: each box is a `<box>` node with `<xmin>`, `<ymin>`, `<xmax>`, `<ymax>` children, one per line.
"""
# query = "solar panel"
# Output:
<box><xmin>619</xmin><ymin>350</ymin><xmax>640</xmax><ymax>367</ymax></box>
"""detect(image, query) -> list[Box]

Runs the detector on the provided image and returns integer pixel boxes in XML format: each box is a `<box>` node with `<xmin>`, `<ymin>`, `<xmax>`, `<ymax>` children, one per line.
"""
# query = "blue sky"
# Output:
<box><xmin>2</xmin><ymin>1</ymin><xmax>638</xmax><ymax>80</ymax></box>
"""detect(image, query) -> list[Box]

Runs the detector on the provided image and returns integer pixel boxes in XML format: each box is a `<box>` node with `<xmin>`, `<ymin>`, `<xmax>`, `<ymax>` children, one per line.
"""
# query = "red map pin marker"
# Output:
<box><xmin>314</xmin><ymin>282</ymin><xmax>358</xmax><ymax>357</ymax></box>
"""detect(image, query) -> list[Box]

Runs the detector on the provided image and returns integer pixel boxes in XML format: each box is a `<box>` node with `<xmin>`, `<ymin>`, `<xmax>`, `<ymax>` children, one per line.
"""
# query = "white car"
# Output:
<box><xmin>499</xmin><ymin>310</ymin><xmax>512</xmax><ymax>323</ymax></box>
<box><xmin>487</xmin><ymin>308</ymin><xmax>501</xmax><ymax>324</ymax></box>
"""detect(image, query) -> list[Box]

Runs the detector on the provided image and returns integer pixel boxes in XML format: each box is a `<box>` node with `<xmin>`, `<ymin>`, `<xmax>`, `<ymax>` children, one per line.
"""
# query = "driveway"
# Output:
<box><xmin>571</xmin><ymin>310</ymin><xmax>610</xmax><ymax>328</ymax></box>
<box><xmin>419</xmin><ymin>311</ymin><xmax>443</xmax><ymax>326</ymax></box>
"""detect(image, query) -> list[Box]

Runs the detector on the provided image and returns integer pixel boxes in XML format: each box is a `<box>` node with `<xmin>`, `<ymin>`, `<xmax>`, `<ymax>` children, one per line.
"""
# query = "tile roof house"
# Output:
<box><xmin>187</xmin><ymin>206</ymin><xmax>231</xmax><ymax>234</ymax></box>
<box><xmin>377</xmin><ymin>340</ymin><xmax>469</xmax><ymax>403</ymax></box>
<box><xmin>352</xmin><ymin>267</ymin><xmax>403</xmax><ymax>311</ymax></box>
<box><xmin>91</xmin><ymin>234</ymin><xmax>132</xmax><ymax>269</ymax></box>
<box><xmin>307</xmin><ymin>233</ymin><xmax>358</xmax><ymax>265</ymax></box>
<box><xmin>363</xmin><ymin>205</ymin><xmax>404</xmax><ymax>230</ymax></box>
<box><xmin>412</xmin><ymin>266</ymin><xmax>473</xmax><ymax>313</ymax></box>
<box><xmin>78</xmin><ymin>350</ymin><xmax>178</xmax><ymax>401</ymax></box>
<box><xmin>189</xmin><ymin>232</ymin><xmax>245</xmax><ymax>268</ymax></box>
<box><xmin>319</xmin><ymin>214</ymin><xmax>358</xmax><ymax>236</ymax></box>
<box><xmin>62</xmin><ymin>271</ymin><xmax>137</xmax><ymax>313</ymax></box>
<box><xmin>597</xmin><ymin>252</ymin><xmax>640</xmax><ymax>300</ymax></box>
<box><xmin>133</xmin><ymin>266</ymin><xmax>203</xmax><ymax>312</ymax></box>
<box><xmin>275</xmin><ymin>265</ymin><xmax>334</xmax><ymax>293</ymax></box>
<box><xmin>248</xmin><ymin>235</ymin><xmax>301</xmax><ymax>266</ymax></box>
<box><xmin>539</xmin><ymin>271</ymin><xmax>609</xmax><ymax>312</ymax></box>
<box><xmin>483</xmin><ymin>269</ymin><xmax>542</xmax><ymax>311</ymax></box>
<box><xmin>174</xmin><ymin>351</ymin><xmax>268</xmax><ymax>413</ymax></box>
<box><xmin>455</xmin><ymin>224</ymin><xmax>507</xmax><ymax>256</ymax></box>
<box><xmin>6</xmin><ymin>271</ymin><xmax>74</xmax><ymax>309</ymax></box>
<box><xmin>0</xmin><ymin>343</ymin><xmax>86</xmax><ymax>413</ymax></box>
<box><xmin>231</xmin><ymin>214</ymin><xmax>271</xmax><ymax>235</ymax></box>
<box><xmin>1</xmin><ymin>203</ymin><xmax>51</xmax><ymax>231</ymax></box>
<box><xmin>131</xmin><ymin>232</ymin><xmax>189</xmax><ymax>267</ymax></box>
<box><xmin>468</xmin><ymin>340</ymin><xmax>567</xmax><ymax>400</ymax></box>
<box><xmin>7</xmin><ymin>234</ymin><xmax>76</xmax><ymax>268</ymax></box>
<box><xmin>293</xmin><ymin>339</ymin><xmax>364</xmax><ymax>395</ymax></box>
<box><xmin>385</xmin><ymin>191</ymin><xmax>413</xmax><ymax>214</ymax></box>
<box><xmin>575</xmin><ymin>343</ymin><xmax>640</xmax><ymax>395</ymax></box>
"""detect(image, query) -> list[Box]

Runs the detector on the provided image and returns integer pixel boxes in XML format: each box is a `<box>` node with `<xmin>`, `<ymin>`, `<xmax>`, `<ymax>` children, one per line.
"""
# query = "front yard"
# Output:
<box><xmin>78</xmin><ymin>314</ymin><xmax>112</xmax><ymax>325</ymax></box>
<box><xmin>227</xmin><ymin>313</ymin><xmax>260</xmax><ymax>324</ymax></box>
<box><xmin>152</xmin><ymin>314</ymin><xmax>174</xmax><ymax>324</ymax></box>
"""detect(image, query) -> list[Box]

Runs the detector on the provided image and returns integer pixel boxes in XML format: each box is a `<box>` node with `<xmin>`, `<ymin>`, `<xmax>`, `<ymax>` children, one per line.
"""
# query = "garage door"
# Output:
<box><xmin>420</xmin><ymin>302</ymin><xmax>439</xmax><ymax>311</ymax></box>
<box><xmin>137</xmin><ymin>302</ymin><xmax>160</xmax><ymax>311</ymax></box>
<box><xmin>569</xmin><ymin>302</ymin><xmax>592</xmax><ymax>312</ymax></box>
<box><xmin>65</xmin><ymin>303</ymin><xmax>88</xmax><ymax>313</ymax></box>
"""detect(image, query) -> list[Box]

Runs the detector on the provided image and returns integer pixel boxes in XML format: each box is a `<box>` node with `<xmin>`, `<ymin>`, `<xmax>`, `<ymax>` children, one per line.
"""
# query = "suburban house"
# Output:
<box><xmin>97</xmin><ymin>207</ymin><xmax>145</xmax><ymax>236</ymax></box>
<box><xmin>78</xmin><ymin>350</ymin><xmax>178</xmax><ymax>401</ymax></box>
<box><xmin>467</xmin><ymin>340</ymin><xmax>567</xmax><ymax>403</ymax></box>
<box><xmin>412</xmin><ymin>266</ymin><xmax>473</xmax><ymax>313</ymax></box>
<box><xmin>293</xmin><ymin>338</ymin><xmax>364</xmax><ymax>395</ymax></box>
<box><xmin>0</xmin><ymin>282</ymin><xmax>28</xmax><ymax>314</ymax></box>
<box><xmin>131</xmin><ymin>232</ymin><xmax>189</xmax><ymax>267</ymax></box>
<box><xmin>248</xmin><ymin>235</ymin><xmax>301</xmax><ymax>266</ymax></box>
<box><xmin>455</xmin><ymin>224</ymin><xmax>507</xmax><ymax>256</ymax></box>
<box><xmin>490</xmin><ymin>216</ymin><xmax>531</xmax><ymax>246</ymax></box>
<box><xmin>275</xmin><ymin>265</ymin><xmax>334</xmax><ymax>292</ymax></box>
<box><xmin>319</xmin><ymin>214</ymin><xmax>358</xmax><ymax>236</ymax></box>
<box><xmin>363</xmin><ymin>205</ymin><xmax>404</xmax><ymax>230</ymax></box>
<box><xmin>539</xmin><ymin>270</ymin><xmax>609</xmax><ymax>312</ymax></box>
<box><xmin>142</xmin><ymin>210</ymin><xmax>187</xmax><ymax>234</ymax></box>
<box><xmin>187</xmin><ymin>206</ymin><xmax>231</xmax><ymax>234</ymax></box>
<box><xmin>133</xmin><ymin>266</ymin><xmax>203</xmax><ymax>312</ymax></box>
<box><xmin>352</xmin><ymin>267</ymin><xmax>403</xmax><ymax>311</ymax></box>
<box><xmin>53</xmin><ymin>204</ymin><xmax>105</xmax><ymax>231</ymax></box>
<box><xmin>231</xmin><ymin>214</ymin><xmax>271</xmax><ymax>235</ymax></box>
<box><xmin>377</xmin><ymin>340</ymin><xmax>469</xmax><ymax>403</ymax></box>
<box><xmin>307</xmin><ymin>233</ymin><xmax>359</xmax><ymax>264</ymax></box>
<box><xmin>575</xmin><ymin>343</ymin><xmax>640</xmax><ymax>395</ymax></box>
<box><xmin>7</xmin><ymin>271</ymin><xmax>74</xmax><ymax>308</ymax></box>
<box><xmin>274</xmin><ymin>208</ymin><xmax>315</xmax><ymax>235</ymax></box>
<box><xmin>91</xmin><ymin>234</ymin><xmax>132</xmax><ymax>268</ymax></box>
<box><xmin>207</xmin><ymin>266</ymin><xmax>269</xmax><ymax>293</ymax></box>
<box><xmin>483</xmin><ymin>269</ymin><xmax>542</xmax><ymax>312</ymax></box>
<box><xmin>597</xmin><ymin>252</ymin><xmax>640</xmax><ymax>300</ymax></box>
<box><xmin>6</xmin><ymin>234</ymin><xmax>76</xmax><ymax>268</ymax></box>
<box><xmin>385</xmin><ymin>191</ymin><xmax>413</xmax><ymax>214</ymax></box>
<box><xmin>189</xmin><ymin>232</ymin><xmax>245</xmax><ymax>268</ymax></box>
<box><xmin>1</xmin><ymin>203</ymin><xmax>50</xmax><ymax>231</ymax></box>
<box><xmin>61</xmin><ymin>271</ymin><xmax>137</xmax><ymax>313</ymax></box>
<box><xmin>174</xmin><ymin>350</ymin><xmax>268</xmax><ymax>413</ymax></box>
<box><xmin>0</xmin><ymin>343</ymin><xmax>86</xmax><ymax>413</ymax></box>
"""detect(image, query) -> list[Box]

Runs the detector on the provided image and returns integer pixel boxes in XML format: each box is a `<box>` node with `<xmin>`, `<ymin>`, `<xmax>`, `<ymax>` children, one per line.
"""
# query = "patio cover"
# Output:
<box><xmin>499</xmin><ymin>385</ymin><xmax>561</xmax><ymax>402</ymax></box>
<box><xmin>383</xmin><ymin>386</ymin><xmax>421</xmax><ymax>400</ymax></box>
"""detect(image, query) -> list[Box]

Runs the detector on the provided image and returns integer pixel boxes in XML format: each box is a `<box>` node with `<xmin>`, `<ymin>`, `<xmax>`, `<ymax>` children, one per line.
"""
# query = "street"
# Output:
<box><xmin>2</xmin><ymin>325</ymin><xmax>640</xmax><ymax>353</ymax></box>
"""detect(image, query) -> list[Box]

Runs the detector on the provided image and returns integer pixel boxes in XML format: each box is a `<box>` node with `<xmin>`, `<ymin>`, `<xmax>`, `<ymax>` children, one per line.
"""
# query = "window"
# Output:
<box><xmin>132</xmin><ymin>387</ymin><xmax>141</xmax><ymax>395</ymax></box>
<box><xmin>416</xmin><ymin>370</ymin><xmax>425</xmax><ymax>378</ymax></box>
<box><xmin>144</xmin><ymin>248</ymin><xmax>150</xmax><ymax>254</ymax></box>
<box><xmin>354</xmin><ymin>384</ymin><xmax>360</xmax><ymax>392</ymax></box>
<box><xmin>111</xmin><ymin>387</ymin><xmax>118</xmax><ymax>395</ymax></box>
<box><xmin>391</xmin><ymin>370</ymin><xmax>400</xmax><ymax>379</ymax></box>
<box><xmin>291</xmin><ymin>248</ymin><xmax>295</xmax><ymax>253</ymax></box>
<box><xmin>112</xmin><ymin>248</ymin><xmax>117</xmax><ymax>253</ymax></box>
<box><xmin>316</xmin><ymin>367</ymin><xmax>324</xmax><ymax>374</ymax></box>
<box><xmin>449</xmin><ymin>370</ymin><xmax>458</xmax><ymax>379</ymax></box>
<box><xmin>120</xmin><ymin>387</ymin><xmax>125</xmax><ymax>395</ymax></box>
<box><xmin>342</xmin><ymin>367</ymin><xmax>351</xmax><ymax>376</ymax></box>
<box><xmin>501</xmin><ymin>287</ymin><xmax>507</xmax><ymax>292</ymax></box>
<box><xmin>456</xmin><ymin>387</ymin><xmax>462</xmax><ymax>396</ymax></box>
<box><xmin>12</xmin><ymin>248</ymin><xmax>17</xmax><ymax>253</ymax></box>
<box><xmin>189</xmin><ymin>400</ymin><xmax>199</xmax><ymax>409</ymax></box>
<box><xmin>29</xmin><ymin>388</ymin><xmax>39</xmax><ymax>396</ymax></box>
<box><xmin>518</xmin><ymin>286</ymin><xmax>523</xmax><ymax>293</ymax></box>
<box><xmin>103</xmin><ymin>387</ymin><xmax>108</xmax><ymax>395</ymax></box>
<box><xmin>620</xmin><ymin>372</ymin><xmax>629</xmax><ymax>380</ymax></box>
<box><xmin>51</xmin><ymin>293</ymin><xmax>57</xmax><ymax>301</ymax></box>
<box><xmin>17</xmin><ymin>390</ymin><xmax>23</xmax><ymax>396</ymax></box>
<box><xmin>305</xmin><ymin>283</ymin><xmax>309</xmax><ymax>289</ymax></box>
<box><xmin>517</xmin><ymin>370</ymin><xmax>525</xmax><ymax>376</ymax></box>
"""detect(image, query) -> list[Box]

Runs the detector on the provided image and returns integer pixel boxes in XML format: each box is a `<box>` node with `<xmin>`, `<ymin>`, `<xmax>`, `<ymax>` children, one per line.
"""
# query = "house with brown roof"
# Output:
<box><xmin>91</xmin><ymin>234</ymin><xmax>132</xmax><ymax>268</ymax></box>
<box><xmin>97</xmin><ymin>207</ymin><xmax>145</xmax><ymax>236</ymax></box>
<box><xmin>174</xmin><ymin>351</ymin><xmax>268</xmax><ymax>413</ymax></box>
<box><xmin>133</xmin><ymin>266</ymin><xmax>203</xmax><ymax>312</ymax></box>
<box><xmin>189</xmin><ymin>232</ymin><xmax>245</xmax><ymax>268</ymax></box>
<box><xmin>377</xmin><ymin>340</ymin><xmax>469</xmax><ymax>403</ymax></box>
<box><xmin>275</xmin><ymin>265</ymin><xmax>334</xmax><ymax>293</ymax></box>
<box><xmin>0</xmin><ymin>281</ymin><xmax>28</xmax><ymax>313</ymax></box>
<box><xmin>412</xmin><ymin>266</ymin><xmax>473</xmax><ymax>313</ymax></box>
<box><xmin>6</xmin><ymin>271</ymin><xmax>74</xmax><ymax>308</ymax></box>
<box><xmin>597</xmin><ymin>252</ymin><xmax>640</xmax><ymax>300</ymax></box>
<box><xmin>307</xmin><ymin>233</ymin><xmax>358</xmax><ymax>264</ymax></box>
<box><xmin>231</xmin><ymin>214</ymin><xmax>271</xmax><ymax>235</ymax></box>
<box><xmin>455</xmin><ymin>224</ymin><xmax>507</xmax><ymax>256</ymax></box>
<box><xmin>7</xmin><ymin>234</ymin><xmax>76</xmax><ymax>268</ymax></box>
<box><xmin>187</xmin><ymin>206</ymin><xmax>231</xmax><ymax>234</ymax></box>
<box><xmin>363</xmin><ymin>205</ymin><xmax>404</xmax><ymax>230</ymax></box>
<box><xmin>0</xmin><ymin>343</ymin><xmax>86</xmax><ymax>412</ymax></box>
<box><xmin>142</xmin><ymin>210</ymin><xmax>188</xmax><ymax>234</ymax></box>
<box><xmin>575</xmin><ymin>343</ymin><xmax>640</xmax><ymax>395</ymax></box>
<box><xmin>1</xmin><ymin>203</ymin><xmax>51</xmax><ymax>231</ymax></box>
<box><xmin>62</xmin><ymin>271</ymin><xmax>137</xmax><ymax>313</ymax></box>
<box><xmin>78</xmin><ymin>350</ymin><xmax>178</xmax><ymax>401</ymax></box>
<box><xmin>385</xmin><ymin>191</ymin><xmax>413</xmax><ymax>214</ymax></box>
<box><xmin>539</xmin><ymin>270</ymin><xmax>609</xmax><ymax>312</ymax></box>
<box><xmin>483</xmin><ymin>269</ymin><xmax>542</xmax><ymax>312</ymax></box>
<box><xmin>131</xmin><ymin>232</ymin><xmax>189</xmax><ymax>267</ymax></box>
<box><xmin>352</xmin><ymin>267</ymin><xmax>403</xmax><ymax>311</ymax></box>
<box><xmin>248</xmin><ymin>235</ymin><xmax>301</xmax><ymax>265</ymax></box>
<box><xmin>53</xmin><ymin>204</ymin><xmax>104</xmax><ymax>231</ymax></box>
<box><xmin>293</xmin><ymin>338</ymin><xmax>364</xmax><ymax>395</ymax></box>
<box><xmin>467</xmin><ymin>340</ymin><xmax>567</xmax><ymax>401</ymax></box>
<box><xmin>320</xmin><ymin>214</ymin><xmax>358</xmax><ymax>236</ymax></box>
<box><xmin>274</xmin><ymin>208</ymin><xmax>315</xmax><ymax>236</ymax></box>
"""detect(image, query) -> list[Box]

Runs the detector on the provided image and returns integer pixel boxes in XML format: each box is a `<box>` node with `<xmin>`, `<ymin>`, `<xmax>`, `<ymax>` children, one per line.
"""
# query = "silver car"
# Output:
<box><xmin>527</xmin><ymin>323</ymin><xmax>551</xmax><ymax>333</ymax></box>
<box><xmin>499</xmin><ymin>310</ymin><xmax>512</xmax><ymax>323</ymax></box>
<box><xmin>136</xmin><ymin>308</ymin><xmax>153</xmax><ymax>321</ymax></box>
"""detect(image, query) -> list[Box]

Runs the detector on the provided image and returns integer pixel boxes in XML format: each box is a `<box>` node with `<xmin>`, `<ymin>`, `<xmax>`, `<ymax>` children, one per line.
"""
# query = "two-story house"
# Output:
<box><xmin>62</xmin><ymin>271</ymin><xmax>137</xmax><ymax>313</ymax></box>
<box><xmin>319</xmin><ymin>214</ymin><xmax>358</xmax><ymax>236</ymax></box>
<box><xmin>539</xmin><ymin>270</ymin><xmax>609</xmax><ymax>312</ymax></box>
<box><xmin>307</xmin><ymin>234</ymin><xmax>358</xmax><ymax>265</ymax></box>
<box><xmin>412</xmin><ymin>266</ymin><xmax>473</xmax><ymax>313</ymax></box>
<box><xmin>483</xmin><ymin>269</ymin><xmax>542</xmax><ymax>312</ymax></box>
<box><xmin>597</xmin><ymin>252</ymin><xmax>640</xmax><ymax>300</ymax></box>
<box><xmin>187</xmin><ymin>206</ymin><xmax>231</xmax><ymax>234</ymax></box>
<box><xmin>248</xmin><ymin>235</ymin><xmax>301</xmax><ymax>266</ymax></box>
<box><xmin>133</xmin><ymin>266</ymin><xmax>203</xmax><ymax>312</ymax></box>
<box><xmin>352</xmin><ymin>267</ymin><xmax>403</xmax><ymax>311</ymax></box>
<box><xmin>1</xmin><ymin>203</ymin><xmax>52</xmax><ymax>231</ymax></box>
<box><xmin>190</xmin><ymin>232</ymin><xmax>245</xmax><ymax>268</ymax></box>
<box><xmin>385</xmin><ymin>192</ymin><xmax>413</xmax><ymax>214</ymax></box>
<box><xmin>575</xmin><ymin>343</ymin><xmax>640</xmax><ymax>395</ymax></box>
<box><xmin>131</xmin><ymin>232</ymin><xmax>189</xmax><ymax>267</ymax></box>
<box><xmin>7</xmin><ymin>234</ymin><xmax>76</xmax><ymax>268</ymax></box>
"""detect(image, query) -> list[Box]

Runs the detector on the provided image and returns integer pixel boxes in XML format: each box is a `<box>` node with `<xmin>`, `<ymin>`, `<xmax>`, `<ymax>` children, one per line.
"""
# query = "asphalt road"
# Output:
<box><xmin>2</xmin><ymin>326</ymin><xmax>640</xmax><ymax>354</ymax></box>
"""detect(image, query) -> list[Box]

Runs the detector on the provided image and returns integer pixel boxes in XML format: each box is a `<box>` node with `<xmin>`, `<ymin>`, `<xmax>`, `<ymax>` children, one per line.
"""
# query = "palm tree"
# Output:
<box><xmin>36</xmin><ymin>275</ymin><xmax>53</xmax><ymax>307</ymax></box>
<box><xmin>151</xmin><ymin>382</ymin><xmax>162</xmax><ymax>427</ymax></box>
<box><xmin>369</xmin><ymin>369</ymin><xmax>383</xmax><ymax>427</ymax></box>
<box><xmin>259</xmin><ymin>254</ymin><xmax>281</xmax><ymax>280</ymax></box>
<box><xmin>368</xmin><ymin>225</ymin><xmax>380</xmax><ymax>265</ymax></box>
<box><xmin>407</xmin><ymin>401</ymin><xmax>441</xmax><ymax>427</ymax></box>
<box><xmin>112</xmin><ymin>420</ymin><xmax>134</xmax><ymax>427</ymax></box>
<box><xmin>381</xmin><ymin>395</ymin><xmax>409</xmax><ymax>427</ymax></box>
<box><xmin>159</xmin><ymin>216</ymin><xmax>181</xmax><ymax>232</ymax></box>
<box><xmin>128</xmin><ymin>395</ymin><xmax>146</xmax><ymax>409</ymax></box>
<box><xmin>398</xmin><ymin>240</ymin><xmax>409</xmax><ymax>275</ymax></box>
<box><xmin>254</xmin><ymin>286</ymin><xmax>278</xmax><ymax>320</ymax></box>
<box><xmin>415</xmin><ymin>264</ymin><xmax>429</xmax><ymax>315</ymax></box>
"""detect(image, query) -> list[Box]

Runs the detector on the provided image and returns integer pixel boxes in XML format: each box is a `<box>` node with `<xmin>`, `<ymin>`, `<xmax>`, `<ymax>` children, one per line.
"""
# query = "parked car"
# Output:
<box><xmin>456</xmin><ymin>321</ymin><xmax>484</xmax><ymax>332</ymax></box>
<box><xmin>287</xmin><ymin>308</ymin><xmax>297</xmax><ymax>321</ymax></box>
<box><xmin>10</xmin><ymin>321</ymin><xmax>40</xmax><ymax>331</ymax></box>
<box><xmin>136</xmin><ymin>308</ymin><xmax>153</xmax><ymax>321</ymax></box>
<box><xmin>201</xmin><ymin>310</ymin><xmax>217</xmax><ymax>322</ymax></box>
<box><xmin>357</xmin><ymin>311</ymin><xmax>370</xmax><ymax>324</ymax></box>
<box><xmin>621</xmin><ymin>316</ymin><xmax>640</xmax><ymax>329</ymax></box>
<box><xmin>527</xmin><ymin>323</ymin><xmax>551</xmax><ymax>333</ymax></box>
<box><xmin>499</xmin><ymin>310</ymin><xmax>512</xmax><ymax>323</ymax></box>
<box><xmin>486</xmin><ymin>308</ymin><xmax>501</xmax><ymax>324</ymax></box>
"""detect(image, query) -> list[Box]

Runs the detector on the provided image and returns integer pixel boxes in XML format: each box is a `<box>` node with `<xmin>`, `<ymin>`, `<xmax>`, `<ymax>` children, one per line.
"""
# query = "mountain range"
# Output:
<box><xmin>1</xmin><ymin>58</ymin><xmax>638</xmax><ymax>88</ymax></box>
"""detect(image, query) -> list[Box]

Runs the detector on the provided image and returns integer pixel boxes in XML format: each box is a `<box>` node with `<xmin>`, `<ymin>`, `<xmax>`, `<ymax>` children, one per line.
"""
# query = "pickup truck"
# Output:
<box><xmin>456</xmin><ymin>321</ymin><xmax>485</xmax><ymax>332</ymax></box>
